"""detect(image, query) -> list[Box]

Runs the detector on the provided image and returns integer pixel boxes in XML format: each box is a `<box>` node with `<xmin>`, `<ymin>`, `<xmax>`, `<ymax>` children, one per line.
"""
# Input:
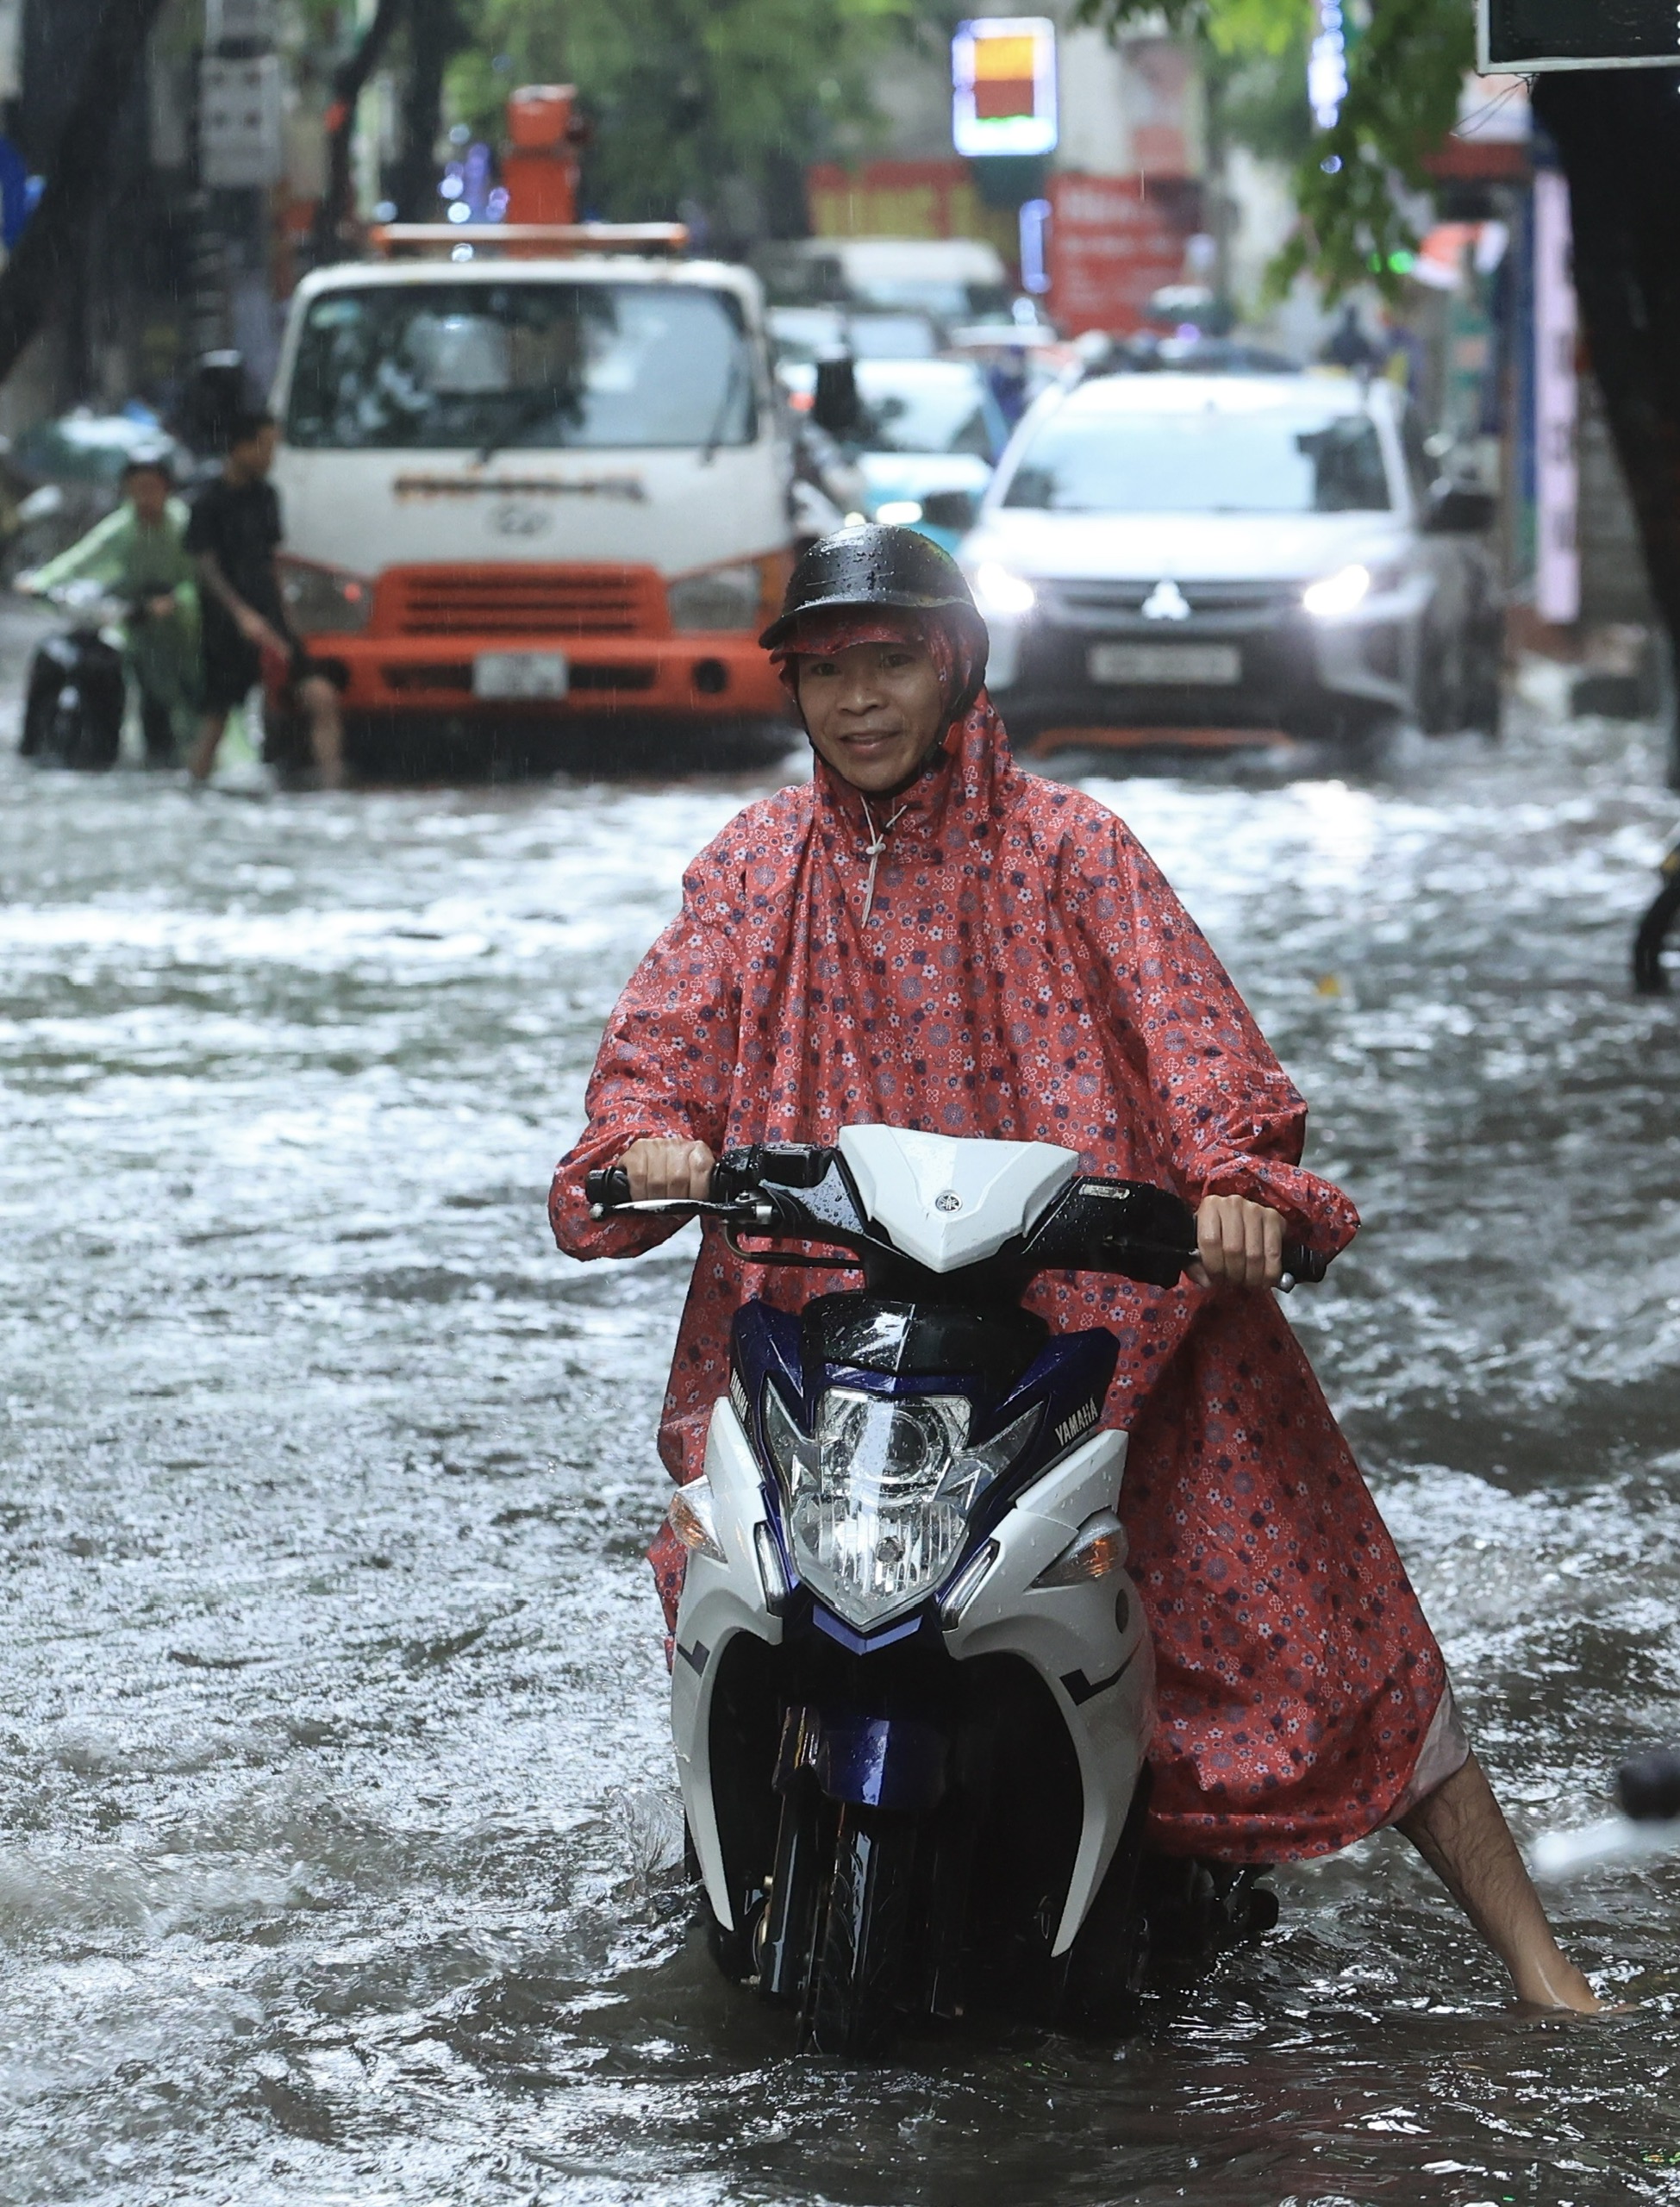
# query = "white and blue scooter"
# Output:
<box><xmin>589</xmin><ymin>1128</ymin><xmax>1329</xmax><ymax>2054</ymax></box>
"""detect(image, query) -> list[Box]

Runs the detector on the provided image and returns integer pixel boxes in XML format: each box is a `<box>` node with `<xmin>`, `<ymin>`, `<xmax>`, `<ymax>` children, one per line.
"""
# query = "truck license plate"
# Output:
<box><xmin>1088</xmin><ymin>642</ymin><xmax>1240</xmax><ymax>685</ymax></box>
<box><xmin>473</xmin><ymin>651</ymin><xmax>570</xmax><ymax>700</ymax></box>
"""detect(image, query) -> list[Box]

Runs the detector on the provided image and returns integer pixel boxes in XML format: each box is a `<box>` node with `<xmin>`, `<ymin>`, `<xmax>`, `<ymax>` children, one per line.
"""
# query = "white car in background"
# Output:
<box><xmin>959</xmin><ymin>372</ymin><xmax>1503</xmax><ymax>762</ymax></box>
<box><xmin>784</xmin><ymin>355</ymin><xmax>1012</xmax><ymax>551</ymax></box>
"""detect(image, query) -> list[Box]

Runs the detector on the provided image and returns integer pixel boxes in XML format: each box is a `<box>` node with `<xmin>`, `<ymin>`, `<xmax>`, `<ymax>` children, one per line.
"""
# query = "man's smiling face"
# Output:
<box><xmin>796</xmin><ymin>637</ymin><xmax>946</xmax><ymax>794</ymax></box>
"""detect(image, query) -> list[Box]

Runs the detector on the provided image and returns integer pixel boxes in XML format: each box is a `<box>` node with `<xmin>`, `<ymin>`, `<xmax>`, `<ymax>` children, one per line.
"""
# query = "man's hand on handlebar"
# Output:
<box><xmin>619</xmin><ymin>1138</ymin><xmax>715</xmax><ymax>1202</ymax></box>
<box><xmin>1192</xmin><ymin>1193</ymin><xmax>1285</xmax><ymax>1291</ymax></box>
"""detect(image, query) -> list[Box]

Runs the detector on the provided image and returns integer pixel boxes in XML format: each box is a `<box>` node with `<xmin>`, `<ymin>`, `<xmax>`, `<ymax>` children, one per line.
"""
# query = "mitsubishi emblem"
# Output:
<box><xmin>1141</xmin><ymin>578</ymin><xmax>1191</xmax><ymax>621</ymax></box>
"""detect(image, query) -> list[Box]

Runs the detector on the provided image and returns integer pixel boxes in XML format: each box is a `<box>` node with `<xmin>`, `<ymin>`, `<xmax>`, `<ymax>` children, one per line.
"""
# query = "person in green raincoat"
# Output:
<box><xmin>21</xmin><ymin>452</ymin><xmax>200</xmax><ymax>764</ymax></box>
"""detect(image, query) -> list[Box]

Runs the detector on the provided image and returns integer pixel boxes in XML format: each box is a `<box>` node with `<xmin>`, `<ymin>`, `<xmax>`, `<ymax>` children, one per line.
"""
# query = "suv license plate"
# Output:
<box><xmin>1089</xmin><ymin>642</ymin><xmax>1240</xmax><ymax>685</ymax></box>
<box><xmin>473</xmin><ymin>651</ymin><xmax>570</xmax><ymax>700</ymax></box>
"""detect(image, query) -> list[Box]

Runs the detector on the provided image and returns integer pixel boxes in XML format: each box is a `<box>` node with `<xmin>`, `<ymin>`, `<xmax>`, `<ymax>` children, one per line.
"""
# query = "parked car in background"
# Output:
<box><xmin>785</xmin><ymin>355</ymin><xmax>1011</xmax><ymax>552</ymax></box>
<box><xmin>959</xmin><ymin>371</ymin><xmax>1502</xmax><ymax>762</ymax></box>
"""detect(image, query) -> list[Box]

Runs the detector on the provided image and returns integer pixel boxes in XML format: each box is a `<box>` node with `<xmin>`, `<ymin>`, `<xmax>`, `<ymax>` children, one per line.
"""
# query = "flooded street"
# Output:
<box><xmin>7</xmin><ymin>634</ymin><xmax>1680</xmax><ymax>2205</ymax></box>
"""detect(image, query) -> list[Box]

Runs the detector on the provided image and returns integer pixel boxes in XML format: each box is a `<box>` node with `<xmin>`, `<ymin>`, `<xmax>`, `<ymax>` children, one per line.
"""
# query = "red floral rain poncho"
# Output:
<box><xmin>551</xmin><ymin>616</ymin><xmax>1452</xmax><ymax>1863</ymax></box>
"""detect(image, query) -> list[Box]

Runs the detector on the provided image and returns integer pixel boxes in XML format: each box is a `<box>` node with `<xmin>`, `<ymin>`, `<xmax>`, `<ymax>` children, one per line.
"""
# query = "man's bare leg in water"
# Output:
<box><xmin>297</xmin><ymin>672</ymin><xmax>345</xmax><ymax>790</ymax></box>
<box><xmin>190</xmin><ymin>679</ymin><xmax>344</xmax><ymax>789</ymax></box>
<box><xmin>1400</xmin><ymin>1754</ymin><xmax>1602</xmax><ymax>2010</ymax></box>
<box><xmin>188</xmin><ymin>710</ymin><xmax>228</xmax><ymax>783</ymax></box>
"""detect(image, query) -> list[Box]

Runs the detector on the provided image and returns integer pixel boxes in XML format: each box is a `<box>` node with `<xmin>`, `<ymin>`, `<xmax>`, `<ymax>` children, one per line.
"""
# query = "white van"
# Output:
<box><xmin>267</xmin><ymin>242</ymin><xmax>796</xmax><ymax>752</ymax></box>
<box><xmin>754</xmin><ymin>236</ymin><xmax>1012</xmax><ymax>323</ymax></box>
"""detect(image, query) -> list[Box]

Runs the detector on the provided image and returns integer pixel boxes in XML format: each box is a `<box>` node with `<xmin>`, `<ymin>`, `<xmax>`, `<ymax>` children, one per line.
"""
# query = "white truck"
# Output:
<box><xmin>266</xmin><ymin>229</ymin><xmax>797</xmax><ymax>763</ymax></box>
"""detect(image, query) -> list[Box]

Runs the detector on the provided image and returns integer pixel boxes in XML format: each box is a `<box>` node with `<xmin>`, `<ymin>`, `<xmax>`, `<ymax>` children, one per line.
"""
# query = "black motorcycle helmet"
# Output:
<box><xmin>760</xmin><ymin>524</ymin><xmax>990</xmax><ymax>724</ymax></box>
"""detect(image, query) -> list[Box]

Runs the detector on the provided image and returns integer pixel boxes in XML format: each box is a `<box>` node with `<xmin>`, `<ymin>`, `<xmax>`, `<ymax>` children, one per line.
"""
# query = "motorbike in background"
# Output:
<box><xmin>587</xmin><ymin>1125</ymin><xmax>1330</xmax><ymax>2056</ymax></box>
<box><xmin>17</xmin><ymin>580</ymin><xmax>132</xmax><ymax>771</ymax></box>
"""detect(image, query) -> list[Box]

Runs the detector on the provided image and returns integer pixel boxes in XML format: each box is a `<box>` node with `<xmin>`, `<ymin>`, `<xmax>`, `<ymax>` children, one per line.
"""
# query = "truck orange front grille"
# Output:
<box><xmin>380</xmin><ymin>565</ymin><xmax>665</xmax><ymax>640</ymax></box>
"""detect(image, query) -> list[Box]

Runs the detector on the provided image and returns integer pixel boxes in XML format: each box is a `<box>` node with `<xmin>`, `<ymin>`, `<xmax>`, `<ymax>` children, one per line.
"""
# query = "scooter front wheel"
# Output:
<box><xmin>802</xmin><ymin>1804</ymin><xmax>915</xmax><ymax>2060</ymax></box>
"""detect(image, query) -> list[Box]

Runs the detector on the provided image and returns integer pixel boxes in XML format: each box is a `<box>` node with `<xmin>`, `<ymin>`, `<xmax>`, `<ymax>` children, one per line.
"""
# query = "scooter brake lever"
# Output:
<box><xmin>588</xmin><ymin>1195</ymin><xmax>778</xmax><ymax>1225</ymax></box>
<box><xmin>1137</xmin><ymin>1241</ymin><xmax>1323</xmax><ymax>1292</ymax></box>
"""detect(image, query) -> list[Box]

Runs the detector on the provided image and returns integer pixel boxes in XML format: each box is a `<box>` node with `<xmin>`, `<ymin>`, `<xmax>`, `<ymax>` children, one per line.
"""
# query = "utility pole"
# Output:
<box><xmin>197</xmin><ymin>0</ymin><xmax>285</xmax><ymax>391</ymax></box>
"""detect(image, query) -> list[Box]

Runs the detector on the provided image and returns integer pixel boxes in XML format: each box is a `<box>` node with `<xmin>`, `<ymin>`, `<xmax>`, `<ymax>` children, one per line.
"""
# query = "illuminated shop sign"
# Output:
<box><xmin>952</xmin><ymin>17</ymin><xmax>1059</xmax><ymax>158</ymax></box>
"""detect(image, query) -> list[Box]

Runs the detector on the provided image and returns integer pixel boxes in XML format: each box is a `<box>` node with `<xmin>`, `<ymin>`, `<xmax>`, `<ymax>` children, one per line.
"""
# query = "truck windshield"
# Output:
<box><xmin>1002</xmin><ymin>402</ymin><xmax>1393</xmax><ymax>515</ymax></box>
<box><xmin>285</xmin><ymin>281</ymin><xmax>758</xmax><ymax>453</ymax></box>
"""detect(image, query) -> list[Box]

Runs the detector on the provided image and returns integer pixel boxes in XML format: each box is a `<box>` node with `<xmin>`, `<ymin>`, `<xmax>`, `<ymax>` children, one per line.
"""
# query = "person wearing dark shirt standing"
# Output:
<box><xmin>185</xmin><ymin>410</ymin><xmax>345</xmax><ymax>790</ymax></box>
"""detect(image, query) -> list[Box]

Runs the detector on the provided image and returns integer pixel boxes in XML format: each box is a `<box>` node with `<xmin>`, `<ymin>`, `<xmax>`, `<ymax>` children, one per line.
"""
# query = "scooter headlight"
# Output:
<box><xmin>770</xmin><ymin>1386</ymin><xmax>1039</xmax><ymax>1632</ymax></box>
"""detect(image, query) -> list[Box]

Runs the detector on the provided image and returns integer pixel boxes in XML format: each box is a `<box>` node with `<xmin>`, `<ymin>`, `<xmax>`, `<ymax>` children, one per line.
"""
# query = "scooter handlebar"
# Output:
<box><xmin>584</xmin><ymin>1159</ymin><xmax>1331</xmax><ymax>1287</ymax></box>
<box><xmin>1280</xmin><ymin>1242</ymin><xmax>1331</xmax><ymax>1286</ymax></box>
<box><xmin>584</xmin><ymin>1163</ymin><xmax>728</xmax><ymax>1212</ymax></box>
<box><xmin>584</xmin><ymin>1165</ymin><xmax>635</xmax><ymax>1210</ymax></box>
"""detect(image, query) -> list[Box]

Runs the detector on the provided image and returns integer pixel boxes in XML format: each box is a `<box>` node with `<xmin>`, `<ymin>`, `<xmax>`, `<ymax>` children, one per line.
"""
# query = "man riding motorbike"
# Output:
<box><xmin>551</xmin><ymin>525</ymin><xmax>1602</xmax><ymax>2012</ymax></box>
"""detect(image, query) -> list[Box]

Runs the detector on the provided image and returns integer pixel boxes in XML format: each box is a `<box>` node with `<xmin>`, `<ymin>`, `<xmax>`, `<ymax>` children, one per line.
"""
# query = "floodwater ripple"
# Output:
<box><xmin>3</xmin><ymin>693</ymin><xmax>1680</xmax><ymax>2205</ymax></box>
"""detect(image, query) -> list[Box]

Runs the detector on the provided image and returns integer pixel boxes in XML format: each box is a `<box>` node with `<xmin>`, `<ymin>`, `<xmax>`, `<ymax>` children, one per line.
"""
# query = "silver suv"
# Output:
<box><xmin>958</xmin><ymin>371</ymin><xmax>1502</xmax><ymax>761</ymax></box>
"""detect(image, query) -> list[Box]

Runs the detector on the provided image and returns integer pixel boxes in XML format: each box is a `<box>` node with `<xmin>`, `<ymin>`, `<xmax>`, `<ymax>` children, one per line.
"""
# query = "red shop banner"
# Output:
<box><xmin>1046</xmin><ymin>174</ymin><xmax>1202</xmax><ymax>335</ymax></box>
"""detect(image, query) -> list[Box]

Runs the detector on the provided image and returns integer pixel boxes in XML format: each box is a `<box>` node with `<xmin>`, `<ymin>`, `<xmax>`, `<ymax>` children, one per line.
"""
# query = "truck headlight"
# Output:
<box><xmin>667</xmin><ymin>560</ymin><xmax>764</xmax><ymax>633</ymax></box>
<box><xmin>767</xmin><ymin>1385</ymin><xmax>1038</xmax><ymax>1632</ymax></box>
<box><xmin>278</xmin><ymin>556</ymin><xmax>374</xmax><ymax>635</ymax></box>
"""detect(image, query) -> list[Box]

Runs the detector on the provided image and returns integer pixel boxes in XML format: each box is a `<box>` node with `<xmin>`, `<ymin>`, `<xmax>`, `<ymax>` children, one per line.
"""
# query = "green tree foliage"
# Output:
<box><xmin>1214</xmin><ymin>16</ymin><xmax>1314</xmax><ymax>172</ymax></box>
<box><xmin>1074</xmin><ymin>0</ymin><xmax>1473</xmax><ymax>297</ymax></box>
<box><xmin>445</xmin><ymin>0</ymin><xmax>918</xmax><ymax>231</ymax></box>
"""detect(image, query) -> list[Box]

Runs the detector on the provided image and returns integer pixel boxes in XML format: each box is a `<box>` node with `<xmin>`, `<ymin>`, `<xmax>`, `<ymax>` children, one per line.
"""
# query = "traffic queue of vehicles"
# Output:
<box><xmin>14</xmin><ymin>215</ymin><xmax>1502</xmax><ymax>774</ymax></box>
<box><xmin>263</xmin><ymin>221</ymin><xmax>1499</xmax><ymax>771</ymax></box>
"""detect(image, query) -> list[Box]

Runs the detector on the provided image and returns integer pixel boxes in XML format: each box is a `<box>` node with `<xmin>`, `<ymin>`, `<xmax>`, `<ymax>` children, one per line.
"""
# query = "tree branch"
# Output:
<box><xmin>1073</xmin><ymin>0</ymin><xmax>1472</xmax><ymax>303</ymax></box>
<box><xmin>316</xmin><ymin>0</ymin><xmax>409</xmax><ymax>259</ymax></box>
<box><xmin>390</xmin><ymin>0</ymin><xmax>469</xmax><ymax>222</ymax></box>
<box><xmin>0</xmin><ymin>0</ymin><xmax>173</xmax><ymax>389</ymax></box>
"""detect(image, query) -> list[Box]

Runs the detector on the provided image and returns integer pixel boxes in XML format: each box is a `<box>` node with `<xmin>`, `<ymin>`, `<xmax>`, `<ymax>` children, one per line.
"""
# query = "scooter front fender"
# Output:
<box><xmin>774</xmin><ymin>1704</ymin><xmax>947</xmax><ymax>1813</ymax></box>
<box><xmin>670</xmin><ymin>1397</ymin><xmax>783</xmax><ymax>1933</ymax></box>
<box><xmin>943</xmin><ymin>1427</ymin><xmax>1155</xmax><ymax>1954</ymax></box>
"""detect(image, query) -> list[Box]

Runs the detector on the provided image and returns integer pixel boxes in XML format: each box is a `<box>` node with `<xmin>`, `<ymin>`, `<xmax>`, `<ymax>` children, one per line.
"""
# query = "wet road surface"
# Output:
<box><xmin>5</xmin><ymin>637</ymin><xmax>1680</xmax><ymax>2204</ymax></box>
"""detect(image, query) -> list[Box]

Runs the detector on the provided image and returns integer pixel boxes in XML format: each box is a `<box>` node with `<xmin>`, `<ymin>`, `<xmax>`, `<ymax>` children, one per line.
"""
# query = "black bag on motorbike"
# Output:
<box><xmin>20</xmin><ymin>628</ymin><xmax>125</xmax><ymax>771</ymax></box>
